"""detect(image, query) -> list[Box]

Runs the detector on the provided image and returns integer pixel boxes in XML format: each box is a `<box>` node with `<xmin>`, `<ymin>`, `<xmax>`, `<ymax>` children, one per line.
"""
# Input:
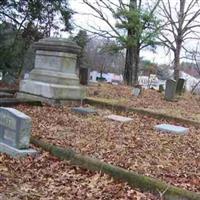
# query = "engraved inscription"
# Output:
<box><xmin>3</xmin><ymin>129</ymin><xmax>16</xmax><ymax>145</ymax></box>
<box><xmin>0</xmin><ymin>111</ymin><xmax>16</xmax><ymax>130</ymax></box>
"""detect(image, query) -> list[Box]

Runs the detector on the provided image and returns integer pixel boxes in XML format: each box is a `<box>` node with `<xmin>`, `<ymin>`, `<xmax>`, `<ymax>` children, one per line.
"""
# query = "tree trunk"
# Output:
<box><xmin>123</xmin><ymin>0</ymin><xmax>138</xmax><ymax>86</ymax></box>
<box><xmin>133</xmin><ymin>48</ymin><xmax>139</xmax><ymax>85</ymax></box>
<box><xmin>174</xmin><ymin>41</ymin><xmax>181</xmax><ymax>81</ymax></box>
<box><xmin>124</xmin><ymin>46</ymin><xmax>134</xmax><ymax>85</ymax></box>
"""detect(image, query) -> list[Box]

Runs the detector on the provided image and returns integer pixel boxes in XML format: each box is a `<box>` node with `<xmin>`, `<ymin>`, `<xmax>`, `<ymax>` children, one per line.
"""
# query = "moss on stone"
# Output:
<box><xmin>31</xmin><ymin>137</ymin><xmax>200</xmax><ymax>200</ymax></box>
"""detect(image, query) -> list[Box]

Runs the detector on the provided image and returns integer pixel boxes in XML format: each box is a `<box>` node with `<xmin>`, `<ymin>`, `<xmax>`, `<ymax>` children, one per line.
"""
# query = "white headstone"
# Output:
<box><xmin>155</xmin><ymin>124</ymin><xmax>189</xmax><ymax>134</ymax></box>
<box><xmin>132</xmin><ymin>88</ymin><xmax>141</xmax><ymax>96</ymax></box>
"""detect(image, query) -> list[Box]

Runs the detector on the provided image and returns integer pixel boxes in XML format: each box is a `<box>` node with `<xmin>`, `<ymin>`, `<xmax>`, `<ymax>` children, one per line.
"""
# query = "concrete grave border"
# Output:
<box><xmin>84</xmin><ymin>98</ymin><xmax>200</xmax><ymax>128</ymax></box>
<box><xmin>31</xmin><ymin>136</ymin><xmax>200</xmax><ymax>200</ymax></box>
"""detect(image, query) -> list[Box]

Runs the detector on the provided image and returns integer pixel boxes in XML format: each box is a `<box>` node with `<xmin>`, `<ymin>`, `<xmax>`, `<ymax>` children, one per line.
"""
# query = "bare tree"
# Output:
<box><xmin>80</xmin><ymin>0</ymin><xmax>161</xmax><ymax>85</ymax></box>
<box><xmin>159</xmin><ymin>0</ymin><xmax>200</xmax><ymax>80</ymax></box>
<box><xmin>85</xmin><ymin>37</ymin><xmax>125</xmax><ymax>74</ymax></box>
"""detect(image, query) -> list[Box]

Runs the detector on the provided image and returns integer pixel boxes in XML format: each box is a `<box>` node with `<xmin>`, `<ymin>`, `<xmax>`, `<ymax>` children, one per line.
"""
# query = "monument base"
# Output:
<box><xmin>18</xmin><ymin>80</ymin><xmax>86</xmax><ymax>101</ymax></box>
<box><xmin>17</xmin><ymin>92</ymin><xmax>83</xmax><ymax>105</ymax></box>
<box><xmin>0</xmin><ymin>143</ymin><xmax>37</xmax><ymax>157</ymax></box>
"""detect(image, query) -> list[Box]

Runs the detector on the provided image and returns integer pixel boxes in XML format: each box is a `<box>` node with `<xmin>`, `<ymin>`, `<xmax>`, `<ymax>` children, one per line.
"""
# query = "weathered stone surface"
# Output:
<box><xmin>106</xmin><ymin>114</ymin><xmax>133</xmax><ymax>122</ymax></box>
<box><xmin>19</xmin><ymin>81</ymin><xmax>85</xmax><ymax>100</ymax></box>
<box><xmin>132</xmin><ymin>88</ymin><xmax>141</xmax><ymax>96</ymax></box>
<box><xmin>165</xmin><ymin>79</ymin><xmax>177</xmax><ymax>101</ymax></box>
<box><xmin>0</xmin><ymin>107</ymin><xmax>36</xmax><ymax>157</ymax></box>
<box><xmin>18</xmin><ymin>37</ymin><xmax>85</xmax><ymax>102</ymax></box>
<box><xmin>176</xmin><ymin>78</ymin><xmax>185</xmax><ymax>95</ymax></box>
<box><xmin>155</xmin><ymin>124</ymin><xmax>189</xmax><ymax>134</ymax></box>
<box><xmin>72</xmin><ymin>107</ymin><xmax>97</xmax><ymax>115</ymax></box>
<box><xmin>0</xmin><ymin>143</ymin><xmax>37</xmax><ymax>157</ymax></box>
<box><xmin>0</xmin><ymin>92</ymin><xmax>13</xmax><ymax>98</ymax></box>
<box><xmin>33</xmin><ymin>37</ymin><xmax>81</xmax><ymax>54</ymax></box>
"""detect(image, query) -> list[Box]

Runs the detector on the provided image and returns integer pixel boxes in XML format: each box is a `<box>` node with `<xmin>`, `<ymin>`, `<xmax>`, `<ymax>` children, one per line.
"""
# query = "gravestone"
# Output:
<box><xmin>165</xmin><ymin>79</ymin><xmax>177</xmax><ymax>101</ymax></box>
<box><xmin>72</xmin><ymin>107</ymin><xmax>97</xmax><ymax>115</ymax></box>
<box><xmin>132</xmin><ymin>87</ymin><xmax>141</xmax><ymax>96</ymax></box>
<box><xmin>158</xmin><ymin>84</ymin><xmax>164</xmax><ymax>93</ymax></box>
<box><xmin>79</xmin><ymin>67</ymin><xmax>89</xmax><ymax>85</ymax></box>
<box><xmin>176</xmin><ymin>78</ymin><xmax>185</xmax><ymax>95</ymax></box>
<box><xmin>0</xmin><ymin>107</ymin><xmax>37</xmax><ymax>157</ymax></box>
<box><xmin>17</xmin><ymin>38</ymin><xmax>86</xmax><ymax>104</ymax></box>
<box><xmin>155</xmin><ymin>124</ymin><xmax>189</xmax><ymax>134</ymax></box>
<box><xmin>106</xmin><ymin>114</ymin><xmax>133</xmax><ymax>122</ymax></box>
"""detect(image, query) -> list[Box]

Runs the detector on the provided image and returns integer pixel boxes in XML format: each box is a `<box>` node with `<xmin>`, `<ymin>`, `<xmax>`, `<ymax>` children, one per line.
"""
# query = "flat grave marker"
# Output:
<box><xmin>72</xmin><ymin>107</ymin><xmax>97</xmax><ymax>115</ymax></box>
<box><xmin>155</xmin><ymin>124</ymin><xmax>189</xmax><ymax>134</ymax></box>
<box><xmin>0</xmin><ymin>107</ymin><xmax>37</xmax><ymax>157</ymax></box>
<box><xmin>106</xmin><ymin>114</ymin><xmax>133</xmax><ymax>122</ymax></box>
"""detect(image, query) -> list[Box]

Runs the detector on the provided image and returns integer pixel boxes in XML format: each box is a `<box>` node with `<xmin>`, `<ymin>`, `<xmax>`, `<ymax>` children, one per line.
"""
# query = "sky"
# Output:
<box><xmin>68</xmin><ymin>0</ymin><xmax>199</xmax><ymax>65</ymax></box>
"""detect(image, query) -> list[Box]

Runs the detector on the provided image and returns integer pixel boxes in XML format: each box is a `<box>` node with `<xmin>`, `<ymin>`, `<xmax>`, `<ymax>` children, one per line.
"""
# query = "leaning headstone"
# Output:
<box><xmin>155</xmin><ymin>124</ymin><xmax>189</xmax><ymax>134</ymax></box>
<box><xmin>176</xmin><ymin>78</ymin><xmax>185</xmax><ymax>95</ymax></box>
<box><xmin>165</xmin><ymin>79</ymin><xmax>177</xmax><ymax>101</ymax></box>
<box><xmin>0</xmin><ymin>107</ymin><xmax>37</xmax><ymax>157</ymax></box>
<box><xmin>106</xmin><ymin>114</ymin><xmax>133</xmax><ymax>122</ymax></box>
<box><xmin>72</xmin><ymin>107</ymin><xmax>97</xmax><ymax>115</ymax></box>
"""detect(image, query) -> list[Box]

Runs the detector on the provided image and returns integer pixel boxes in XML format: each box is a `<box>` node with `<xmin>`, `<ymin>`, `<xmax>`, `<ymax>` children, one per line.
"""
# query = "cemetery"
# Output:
<box><xmin>0</xmin><ymin>35</ymin><xmax>199</xmax><ymax>199</ymax></box>
<box><xmin>0</xmin><ymin>37</ymin><xmax>199</xmax><ymax>199</ymax></box>
<box><xmin>0</xmin><ymin>1</ymin><xmax>200</xmax><ymax>198</ymax></box>
<box><xmin>0</xmin><ymin>101</ymin><xmax>199</xmax><ymax>199</ymax></box>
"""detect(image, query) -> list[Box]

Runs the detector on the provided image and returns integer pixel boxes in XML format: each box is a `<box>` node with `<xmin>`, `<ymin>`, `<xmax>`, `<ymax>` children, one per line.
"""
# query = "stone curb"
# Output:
<box><xmin>0</xmin><ymin>98</ymin><xmax>42</xmax><ymax>106</ymax></box>
<box><xmin>0</xmin><ymin>89</ymin><xmax>18</xmax><ymax>94</ymax></box>
<box><xmin>31</xmin><ymin>137</ymin><xmax>200</xmax><ymax>200</ymax></box>
<box><xmin>84</xmin><ymin>98</ymin><xmax>200</xmax><ymax>128</ymax></box>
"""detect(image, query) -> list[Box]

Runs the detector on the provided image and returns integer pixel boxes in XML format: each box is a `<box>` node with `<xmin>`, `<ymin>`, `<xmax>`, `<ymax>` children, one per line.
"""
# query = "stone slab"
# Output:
<box><xmin>106</xmin><ymin>114</ymin><xmax>133</xmax><ymax>122</ymax></box>
<box><xmin>0</xmin><ymin>142</ymin><xmax>37</xmax><ymax>157</ymax></box>
<box><xmin>155</xmin><ymin>124</ymin><xmax>189</xmax><ymax>134</ymax></box>
<box><xmin>0</xmin><ymin>92</ymin><xmax>14</xmax><ymax>98</ymax></box>
<box><xmin>72</xmin><ymin>107</ymin><xmax>97</xmax><ymax>115</ymax></box>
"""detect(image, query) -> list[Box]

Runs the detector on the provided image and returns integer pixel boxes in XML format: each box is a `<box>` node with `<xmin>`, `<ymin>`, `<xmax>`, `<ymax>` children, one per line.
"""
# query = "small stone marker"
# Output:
<box><xmin>106</xmin><ymin>114</ymin><xmax>133</xmax><ymax>122</ymax></box>
<box><xmin>132</xmin><ymin>88</ymin><xmax>141</xmax><ymax>96</ymax></box>
<box><xmin>155</xmin><ymin>124</ymin><xmax>189</xmax><ymax>134</ymax></box>
<box><xmin>0</xmin><ymin>107</ymin><xmax>37</xmax><ymax>157</ymax></box>
<box><xmin>72</xmin><ymin>107</ymin><xmax>97</xmax><ymax>115</ymax></box>
<box><xmin>176</xmin><ymin>78</ymin><xmax>185</xmax><ymax>95</ymax></box>
<box><xmin>165</xmin><ymin>79</ymin><xmax>177</xmax><ymax>101</ymax></box>
<box><xmin>132</xmin><ymin>85</ymin><xmax>142</xmax><ymax>97</ymax></box>
<box><xmin>158</xmin><ymin>84</ymin><xmax>164</xmax><ymax>93</ymax></box>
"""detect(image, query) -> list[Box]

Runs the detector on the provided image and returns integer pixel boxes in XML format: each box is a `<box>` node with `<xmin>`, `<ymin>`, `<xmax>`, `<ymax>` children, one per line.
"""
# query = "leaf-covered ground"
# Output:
<box><xmin>13</xmin><ymin>104</ymin><xmax>200</xmax><ymax>193</ymax></box>
<box><xmin>0</xmin><ymin>152</ymin><xmax>157</xmax><ymax>200</ymax></box>
<box><xmin>87</xmin><ymin>83</ymin><xmax>200</xmax><ymax>121</ymax></box>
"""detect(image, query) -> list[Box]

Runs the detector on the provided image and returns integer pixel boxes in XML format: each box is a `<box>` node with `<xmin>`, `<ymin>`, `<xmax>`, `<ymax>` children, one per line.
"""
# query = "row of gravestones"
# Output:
<box><xmin>72</xmin><ymin>107</ymin><xmax>189</xmax><ymax>134</ymax></box>
<box><xmin>165</xmin><ymin>78</ymin><xmax>185</xmax><ymax>101</ymax></box>
<box><xmin>132</xmin><ymin>78</ymin><xmax>185</xmax><ymax>99</ymax></box>
<box><xmin>0</xmin><ymin>106</ymin><xmax>189</xmax><ymax>157</ymax></box>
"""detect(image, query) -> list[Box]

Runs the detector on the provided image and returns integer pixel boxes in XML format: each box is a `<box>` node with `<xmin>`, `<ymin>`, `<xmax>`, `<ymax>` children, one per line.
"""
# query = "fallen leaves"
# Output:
<box><xmin>87</xmin><ymin>83</ymin><xmax>200</xmax><ymax>121</ymax></box>
<box><xmin>0</xmin><ymin>153</ymin><xmax>157</xmax><ymax>199</ymax></box>
<box><xmin>12</xmin><ymin>104</ymin><xmax>200</xmax><ymax>193</ymax></box>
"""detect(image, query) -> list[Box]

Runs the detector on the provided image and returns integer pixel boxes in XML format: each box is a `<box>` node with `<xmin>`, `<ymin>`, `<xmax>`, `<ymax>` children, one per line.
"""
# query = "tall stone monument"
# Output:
<box><xmin>17</xmin><ymin>38</ymin><xmax>85</xmax><ymax>103</ymax></box>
